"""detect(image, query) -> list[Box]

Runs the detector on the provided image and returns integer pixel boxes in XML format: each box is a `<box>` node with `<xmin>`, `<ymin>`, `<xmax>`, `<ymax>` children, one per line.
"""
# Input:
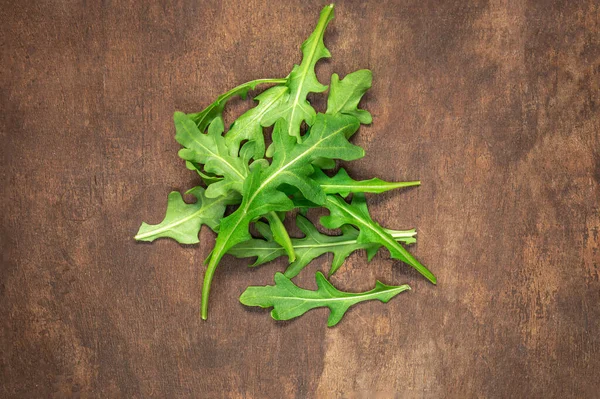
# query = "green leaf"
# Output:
<box><xmin>201</xmin><ymin>113</ymin><xmax>364</xmax><ymax>319</ymax></box>
<box><xmin>188</xmin><ymin>78</ymin><xmax>286</xmax><ymax>132</ymax></box>
<box><xmin>326</xmin><ymin>70</ymin><xmax>373</xmax><ymax>124</ymax></box>
<box><xmin>311</xmin><ymin>167</ymin><xmax>421</xmax><ymax>197</ymax></box>
<box><xmin>262</xmin><ymin>4</ymin><xmax>335</xmax><ymax>141</ymax></box>
<box><xmin>175</xmin><ymin>113</ymin><xmax>248</xmax><ymax>197</ymax></box>
<box><xmin>322</xmin><ymin>193</ymin><xmax>436</xmax><ymax>284</ymax></box>
<box><xmin>240</xmin><ymin>271</ymin><xmax>411</xmax><ymax>327</ymax></box>
<box><xmin>134</xmin><ymin>187</ymin><xmax>235</xmax><ymax>244</ymax></box>
<box><xmin>228</xmin><ymin>214</ymin><xmax>417</xmax><ymax>277</ymax></box>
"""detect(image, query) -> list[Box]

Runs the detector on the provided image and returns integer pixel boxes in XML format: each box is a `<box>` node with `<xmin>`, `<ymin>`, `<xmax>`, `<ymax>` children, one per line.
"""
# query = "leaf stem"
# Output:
<box><xmin>201</xmin><ymin>247</ymin><xmax>223</xmax><ymax>319</ymax></box>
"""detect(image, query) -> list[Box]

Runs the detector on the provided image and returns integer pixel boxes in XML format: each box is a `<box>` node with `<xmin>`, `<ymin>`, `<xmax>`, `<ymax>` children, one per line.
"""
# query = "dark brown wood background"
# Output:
<box><xmin>1</xmin><ymin>0</ymin><xmax>599</xmax><ymax>398</ymax></box>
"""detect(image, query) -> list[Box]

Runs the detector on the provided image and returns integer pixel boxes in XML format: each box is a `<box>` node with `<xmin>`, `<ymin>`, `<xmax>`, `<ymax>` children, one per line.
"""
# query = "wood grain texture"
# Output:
<box><xmin>1</xmin><ymin>0</ymin><xmax>599</xmax><ymax>397</ymax></box>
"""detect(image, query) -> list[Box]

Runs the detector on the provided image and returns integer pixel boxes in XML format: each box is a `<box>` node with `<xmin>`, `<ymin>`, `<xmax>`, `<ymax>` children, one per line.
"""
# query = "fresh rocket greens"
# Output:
<box><xmin>134</xmin><ymin>187</ymin><xmax>235</xmax><ymax>244</ymax></box>
<box><xmin>135</xmin><ymin>4</ymin><xmax>436</xmax><ymax>327</ymax></box>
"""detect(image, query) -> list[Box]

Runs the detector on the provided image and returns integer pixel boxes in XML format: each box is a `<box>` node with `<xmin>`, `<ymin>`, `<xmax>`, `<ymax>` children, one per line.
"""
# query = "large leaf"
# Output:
<box><xmin>322</xmin><ymin>194</ymin><xmax>436</xmax><ymax>284</ymax></box>
<box><xmin>240</xmin><ymin>271</ymin><xmax>411</xmax><ymax>327</ymax></box>
<box><xmin>201</xmin><ymin>113</ymin><xmax>364</xmax><ymax>319</ymax></box>
<box><xmin>134</xmin><ymin>187</ymin><xmax>235</xmax><ymax>244</ymax></box>
<box><xmin>262</xmin><ymin>4</ymin><xmax>335</xmax><ymax>141</ymax></box>
<box><xmin>228</xmin><ymin>215</ymin><xmax>417</xmax><ymax>277</ymax></box>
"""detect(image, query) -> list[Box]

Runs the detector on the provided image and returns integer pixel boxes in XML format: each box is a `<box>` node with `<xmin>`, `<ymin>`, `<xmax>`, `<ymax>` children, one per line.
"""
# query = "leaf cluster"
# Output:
<box><xmin>135</xmin><ymin>4</ymin><xmax>436</xmax><ymax>327</ymax></box>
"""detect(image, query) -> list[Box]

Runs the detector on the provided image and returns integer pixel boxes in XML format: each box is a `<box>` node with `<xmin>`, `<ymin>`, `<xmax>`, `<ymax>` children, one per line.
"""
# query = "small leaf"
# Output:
<box><xmin>229</xmin><ymin>222</ymin><xmax>286</xmax><ymax>267</ymax></box>
<box><xmin>240</xmin><ymin>272</ymin><xmax>411</xmax><ymax>327</ymax></box>
<box><xmin>326</xmin><ymin>70</ymin><xmax>373</xmax><ymax>124</ymax></box>
<box><xmin>135</xmin><ymin>187</ymin><xmax>235</xmax><ymax>244</ymax></box>
<box><xmin>185</xmin><ymin>161</ymin><xmax>224</xmax><ymax>186</ymax></box>
<box><xmin>311</xmin><ymin>167</ymin><xmax>420</xmax><ymax>197</ymax></box>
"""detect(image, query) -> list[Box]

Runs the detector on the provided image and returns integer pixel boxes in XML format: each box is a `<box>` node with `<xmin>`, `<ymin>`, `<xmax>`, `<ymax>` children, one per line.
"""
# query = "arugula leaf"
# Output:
<box><xmin>311</xmin><ymin>167</ymin><xmax>421</xmax><ymax>197</ymax></box>
<box><xmin>326</xmin><ymin>69</ymin><xmax>373</xmax><ymax>124</ymax></box>
<box><xmin>228</xmin><ymin>214</ymin><xmax>417</xmax><ymax>277</ymax></box>
<box><xmin>322</xmin><ymin>193</ymin><xmax>436</xmax><ymax>284</ymax></box>
<box><xmin>262</xmin><ymin>4</ymin><xmax>334</xmax><ymax>141</ymax></box>
<box><xmin>134</xmin><ymin>187</ymin><xmax>235</xmax><ymax>244</ymax></box>
<box><xmin>240</xmin><ymin>271</ymin><xmax>411</xmax><ymax>327</ymax></box>
<box><xmin>188</xmin><ymin>78</ymin><xmax>286</xmax><ymax>132</ymax></box>
<box><xmin>201</xmin><ymin>113</ymin><xmax>364</xmax><ymax>319</ymax></box>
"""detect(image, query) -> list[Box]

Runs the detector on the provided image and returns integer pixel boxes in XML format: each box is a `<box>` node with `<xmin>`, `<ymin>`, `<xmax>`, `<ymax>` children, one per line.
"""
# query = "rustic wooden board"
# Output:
<box><xmin>1</xmin><ymin>1</ymin><xmax>599</xmax><ymax>397</ymax></box>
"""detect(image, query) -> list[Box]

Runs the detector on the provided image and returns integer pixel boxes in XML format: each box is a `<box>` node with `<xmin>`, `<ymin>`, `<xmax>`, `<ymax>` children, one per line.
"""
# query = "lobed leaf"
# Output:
<box><xmin>175</xmin><ymin>114</ymin><xmax>249</xmax><ymax>198</ymax></box>
<box><xmin>326</xmin><ymin>69</ymin><xmax>373</xmax><ymax>124</ymax></box>
<box><xmin>134</xmin><ymin>187</ymin><xmax>236</xmax><ymax>244</ymax></box>
<box><xmin>262</xmin><ymin>4</ymin><xmax>335</xmax><ymax>141</ymax></box>
<box><xmin>240</xmin><ymin>271</ymin><xmax>411</xmax><ymax>327</ymax></box>
<box><xmin>225</xmin><ymin>85</ymin><xmax>288</xmax><ymax>160</ymax></box>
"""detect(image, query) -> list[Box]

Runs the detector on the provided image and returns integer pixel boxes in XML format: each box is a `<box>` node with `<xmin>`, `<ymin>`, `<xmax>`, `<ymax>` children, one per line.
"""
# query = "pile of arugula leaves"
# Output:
<box><xmin>135</xmin><ymin>4</ymin><xmax>436</xmax><ymax>327</ymax></box>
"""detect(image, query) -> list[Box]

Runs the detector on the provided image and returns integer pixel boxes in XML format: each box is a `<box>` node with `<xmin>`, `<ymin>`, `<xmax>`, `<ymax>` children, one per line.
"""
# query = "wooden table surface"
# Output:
<box><xmin>2</xmin><ymin>1</ymin><xmax>599</xmax><ymax>398</ymax></box>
